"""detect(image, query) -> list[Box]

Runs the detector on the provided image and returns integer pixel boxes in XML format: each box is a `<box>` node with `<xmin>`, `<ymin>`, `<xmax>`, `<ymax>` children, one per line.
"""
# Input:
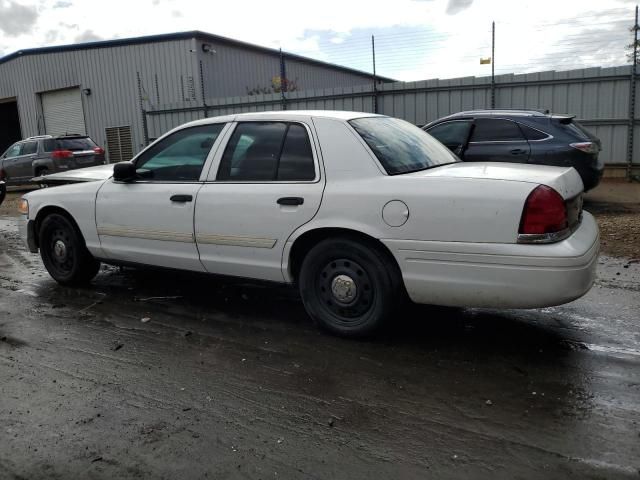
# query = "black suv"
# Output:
<box><xmin>0</xmin><ymin>134</ymin><xmax>106</xmax><ymax>185</ymax></box>
<box><xmin>423</xmin><ymin>110</ymin><xmax>603</xmax><ymax>191</ymax></box>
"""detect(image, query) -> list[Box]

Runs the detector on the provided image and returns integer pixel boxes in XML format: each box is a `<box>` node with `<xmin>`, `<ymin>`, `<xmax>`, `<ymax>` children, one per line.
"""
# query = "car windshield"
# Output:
<box><xmin>349</xmin><ymin>117</ymin><xmax>459</xmax><ymax>175</ymax></box>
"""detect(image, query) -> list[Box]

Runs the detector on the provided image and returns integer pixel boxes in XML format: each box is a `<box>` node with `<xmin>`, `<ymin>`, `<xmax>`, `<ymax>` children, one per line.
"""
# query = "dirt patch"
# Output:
<box><xmin>592</xmin><ymin>211</ymin><xmax>640</xmax><ymax>259</ymax></box>
<box><xmin>585</xmin><ymin>180</ymin><xmax>640</xmax><ymax>260</ymax></box>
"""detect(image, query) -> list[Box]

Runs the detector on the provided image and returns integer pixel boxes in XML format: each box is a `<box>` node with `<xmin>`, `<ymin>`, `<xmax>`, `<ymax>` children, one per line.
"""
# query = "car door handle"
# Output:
<box><xmin>170</xmin><ymin>194</ymin><xmax>193</xmax><ymax>202</ymax></box>
<box><xmin>510</xmin><ymin>148</ymin><xmax>527</xmax><ymax>155</ymax></box>
<box><xmin>277</xmin><ymin>197</ymin><xmax>304</xmax><ymax>206</ymax></box>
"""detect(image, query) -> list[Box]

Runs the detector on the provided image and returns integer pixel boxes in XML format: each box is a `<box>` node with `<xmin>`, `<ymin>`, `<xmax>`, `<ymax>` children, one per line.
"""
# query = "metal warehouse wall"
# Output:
<box><xmin>0</xmin><ymin>38</ymin><xmax>198</xmax><ymax>154</ymax></box>
<box><xmin>0</xmin><ymin>40</ymin><xmax>198</xmax><ymax>155</ymax></box>
<box><xmin>196</xmin><ymin>39</ymin><xmax>373</xmax><ymax>100</ymax></box>
<box><xmin>146</xmin><ymin>65</ymin><xmax>639</xmax><ymax>167</ymax></box>
<box><xmin>0</xmin><ymin>35</ymin><xmax>373</xmax><ymax>157</ymax></box>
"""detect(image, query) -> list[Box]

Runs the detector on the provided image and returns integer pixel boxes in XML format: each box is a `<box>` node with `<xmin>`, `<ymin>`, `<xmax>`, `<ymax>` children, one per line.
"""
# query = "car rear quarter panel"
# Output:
<box><xmin>25</xmin><ymin>181</ymin><xmax>105</xmax><ymax>258</ymax></box>
<box><xmin>296</xmin><ymin>175</ymin><xmax>535</xmax><ymax>244</ymax></box>
<box><xmin>284</xmin><ymin>116</ymin><xmax>541</xmax><ymax>281</ymax></box>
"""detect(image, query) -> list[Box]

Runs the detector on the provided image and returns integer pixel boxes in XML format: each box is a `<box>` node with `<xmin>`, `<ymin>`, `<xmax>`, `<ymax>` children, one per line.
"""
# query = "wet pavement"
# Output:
<box><xmin>0</xmin><ymin>214</ymin><xmax>639</xmax><ymax>479</ymax></box>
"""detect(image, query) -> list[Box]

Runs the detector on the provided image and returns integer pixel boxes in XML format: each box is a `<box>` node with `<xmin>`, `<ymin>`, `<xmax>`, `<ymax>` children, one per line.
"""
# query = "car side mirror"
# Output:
<box><xmin>113</xmin><ymin>162</ymin><xmax>137</xmax><ymax>182</ymax></box>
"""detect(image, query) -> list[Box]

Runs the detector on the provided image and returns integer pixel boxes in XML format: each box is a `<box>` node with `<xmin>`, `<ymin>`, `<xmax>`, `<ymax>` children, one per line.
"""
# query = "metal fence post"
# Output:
<box><xmin>280</xmin><ymin>48</ymin><xmax>287</xmax><ymax>110</ymax></box>
<box><xmin>199</xmin><ymin>60</ymin><xmax>208</xmax><ymax>118</ymax></box>
<box><xmin>136</xmin><ymin>71</ymin><xmax>149</xmax><ymax>147</ymax></box>
<box><xmin>628</xmin><ymin>6</ymin><xmax>639</xmax><ymax>181</ymax></box>
<box><xmin>491</xmin><ymin>21</ymin><xmax>496</xmax><ymax>109</ymax></box>
<box><xmin>372</xmin><ymin>35</ymin><xmax>378</xmax><ymax>114</ymax></box>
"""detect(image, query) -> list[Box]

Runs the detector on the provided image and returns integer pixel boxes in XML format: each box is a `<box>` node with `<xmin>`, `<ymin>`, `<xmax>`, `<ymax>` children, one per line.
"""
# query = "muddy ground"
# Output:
<box><xmin>1</xmin><ymin>187</ymin><xmax>639</xmax><ymax>479</ymax></box>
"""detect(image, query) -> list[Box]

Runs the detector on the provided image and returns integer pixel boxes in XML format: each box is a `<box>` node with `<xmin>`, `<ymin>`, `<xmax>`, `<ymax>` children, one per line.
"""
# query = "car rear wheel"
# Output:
<box><xmin>39</xmin><ymin>213</ymin><xmax>100</xmax><ymax>285</ymax></box>
<box><xmin>298</xmin><ymin>237</ymin><xmax>401</xmax><ymax>337</ymax></box>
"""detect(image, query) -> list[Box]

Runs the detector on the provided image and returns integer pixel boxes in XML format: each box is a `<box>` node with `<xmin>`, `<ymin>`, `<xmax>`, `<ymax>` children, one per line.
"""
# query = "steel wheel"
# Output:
<box><xmin>46</xmin><ymin>226</ymin><xmax>76</xmax><ymax>277</ymax></box>
<box><xmin>317</xmin><ymin>258</ymin><xmax>375</xmax><ymax>325</ymax></box>
<box><xmin>39</xmin><ymin>213</ymin><xmax>100</xmax><ymax>285</ymax></box>
<box><xmin>299</xmin><ymin>237</ymin><xmax>401</xmax><ymax>337</ymax></box>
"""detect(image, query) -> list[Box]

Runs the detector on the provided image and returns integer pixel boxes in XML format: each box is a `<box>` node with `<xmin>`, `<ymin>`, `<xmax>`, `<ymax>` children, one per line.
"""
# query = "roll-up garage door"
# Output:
<box><xmin>41</xmin><ymin>88</ymin><xmax>86</xmax><ymax>136</ymax></box>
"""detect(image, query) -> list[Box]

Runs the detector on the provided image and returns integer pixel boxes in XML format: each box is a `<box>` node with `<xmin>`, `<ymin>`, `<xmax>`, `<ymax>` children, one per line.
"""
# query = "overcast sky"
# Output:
<box><xmin>0</xmin><ymin>0</ymin><xmax>635</xmax><ymax>81</ymax></box>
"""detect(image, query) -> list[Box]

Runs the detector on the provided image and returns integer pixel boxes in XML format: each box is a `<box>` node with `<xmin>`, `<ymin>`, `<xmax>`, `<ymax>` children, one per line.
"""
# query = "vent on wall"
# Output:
<box><xmin>105</xmin><ymin>126</ymin><xmax>133</xmax><ymax>164</ymax></box>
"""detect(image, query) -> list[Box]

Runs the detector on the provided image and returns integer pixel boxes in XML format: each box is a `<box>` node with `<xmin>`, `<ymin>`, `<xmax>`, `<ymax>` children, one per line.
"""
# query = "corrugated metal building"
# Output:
<box><xmin>0</xmin><ymin>31</ymin><xmax>384</xmax><ymax>162</ymax></box>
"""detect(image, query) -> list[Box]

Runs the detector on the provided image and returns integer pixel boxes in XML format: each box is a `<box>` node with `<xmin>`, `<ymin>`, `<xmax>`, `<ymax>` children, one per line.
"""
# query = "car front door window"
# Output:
<box><xmin>427</xmin><ymin>121</ymin><xmax>473</xmax><ymax>153</ymax></box>
<box><xmin>21</xmin><ymin>142</ymin><xmax>37</xmax><ymax>155</ymax></box>
<box><xmin>135</xmin><ymin>124</ymin><xmax>225</xmax><ymax>181</ymax></box>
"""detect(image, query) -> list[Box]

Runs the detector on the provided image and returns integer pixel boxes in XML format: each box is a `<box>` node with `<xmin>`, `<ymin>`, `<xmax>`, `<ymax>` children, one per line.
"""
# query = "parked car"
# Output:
<box><xmin>0</xmin><ymin>134</ymin><xmax>106</xmax><ymax>185</ymax></box>
<box><xmin>423</xmin><ymin>110</ymin><xmax>603</xmax><ymax>191</ymax></box>
<box><xmin>18</xmin><ymin>111</ymin><xmax>599</xmax><ymax>337</ymax></box>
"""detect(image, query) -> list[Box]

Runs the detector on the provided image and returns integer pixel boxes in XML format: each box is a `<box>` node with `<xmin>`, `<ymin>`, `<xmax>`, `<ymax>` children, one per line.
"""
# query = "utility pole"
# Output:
<box><xmin>628</xmin><ymin>6</ymin><xmax>638</xmax><ymax>181</ymax></box>
<box><xmin>279</xmin><ymin>48</ymin><xmax>287</xmax><ymax>110</ymax></box>
<box><xmin>491</xmin><ymin>21</ymin><xmax>495</xmax><ymax>109</ymax></box>
<box><xmin>372</xmin><ymin>35</ymin><xmax>378</xmax><ymax>114</ymax></box>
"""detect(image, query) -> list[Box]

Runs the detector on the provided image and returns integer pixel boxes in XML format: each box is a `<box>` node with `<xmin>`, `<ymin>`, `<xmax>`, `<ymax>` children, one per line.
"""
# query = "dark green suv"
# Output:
<box><xmin>0</xmin><ymin>134</ymin><xmax>106</xmax><ymax>185</ymax></box>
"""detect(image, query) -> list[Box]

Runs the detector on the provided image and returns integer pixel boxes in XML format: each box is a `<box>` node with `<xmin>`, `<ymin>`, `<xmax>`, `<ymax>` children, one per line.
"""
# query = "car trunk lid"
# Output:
<box><xmin>414</xmin><ymin>162</ymin><xmax>585</xmax><ymax>199</ymax></box>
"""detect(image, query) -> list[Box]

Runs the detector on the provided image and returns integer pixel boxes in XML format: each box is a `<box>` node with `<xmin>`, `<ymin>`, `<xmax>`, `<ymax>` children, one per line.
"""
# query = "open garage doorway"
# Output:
<box><xmin>0</xmin><ymin>98</ymin><xmax>22</xmax><ymax>155</ymax></box>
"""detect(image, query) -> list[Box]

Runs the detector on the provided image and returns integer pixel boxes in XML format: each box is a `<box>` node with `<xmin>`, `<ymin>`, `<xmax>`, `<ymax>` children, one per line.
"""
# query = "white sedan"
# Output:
<box><xmin>18</xmin><ymin>111</ymin><xmax>599</xmax><ymax>336</ymax></box>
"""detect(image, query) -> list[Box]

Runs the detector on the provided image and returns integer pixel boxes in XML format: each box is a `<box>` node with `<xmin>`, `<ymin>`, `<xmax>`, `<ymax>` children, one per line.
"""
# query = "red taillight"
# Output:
<box><xmin>519</xmin><ymin>185</ymin><xmax>568</xmax><ymax>235</ymax></box>
<box><xmin>93</xmin><ymin>147</ymin><xmax>105</xmax><ymax>155</ymax></box>
<box><xmin>52</xmin><ymin>149</ymin><xmax>73</xmax><ymax>159</ymax></box>
<box><xmin>570</xmin><ymin>142</ymin><xmax>598</xmax><ymax>154</ymax></box>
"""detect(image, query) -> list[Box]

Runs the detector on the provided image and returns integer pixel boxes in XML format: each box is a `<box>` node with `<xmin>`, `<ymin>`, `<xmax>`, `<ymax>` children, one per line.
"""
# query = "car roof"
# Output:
<box><xmin>23</xmin><ymin>134</ymin><xmax>90</xmax><ymax>142</ymax></box>
<box><xmin>184</xmin><ymin>110</ymin><xmax>385</xmax><ymax>128</ymax></box>
<box><xmin>441</xmin><ymin>109</ymin><xmax>550</xmax><ymax>120</ymax></box>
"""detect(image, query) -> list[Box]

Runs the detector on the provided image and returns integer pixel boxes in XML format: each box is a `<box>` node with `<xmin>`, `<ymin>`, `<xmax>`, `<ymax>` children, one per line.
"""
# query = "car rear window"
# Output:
<box><xmin>349</xmin><ymin>117</ymin><xmax>459</xmax><ymax>175</ymax></box>
<box><xmin>518</xmin><ymin>123</ymin><xmax>549</xmax><ymax>140</ymax></box>
<box><xmin>43</xmin><ymin>137</ymin><xmax>97</xmax><ymax>152</ymax></box>
<box><xmin>556</xmin><ymin>119</ymin><xmax>594</xmax><ymax>140</ymax></box>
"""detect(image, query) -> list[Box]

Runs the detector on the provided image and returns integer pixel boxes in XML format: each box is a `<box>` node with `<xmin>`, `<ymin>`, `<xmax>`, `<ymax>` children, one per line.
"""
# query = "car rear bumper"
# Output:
<box><xmin>382</xmin><ymin>212</ymin><xmax>599</xmax><ymax>309</ymax></box>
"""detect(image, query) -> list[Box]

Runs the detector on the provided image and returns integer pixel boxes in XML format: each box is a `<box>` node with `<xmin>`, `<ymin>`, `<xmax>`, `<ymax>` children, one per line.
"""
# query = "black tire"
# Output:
<box><xmin>298</xmin><ymin>237</ymin><xmax>401</xmax><ymax>337</ymax></box>
<box><xmin>39</xmin><ymin>213</ymin><xmax>100</xmax><ymax>285</ymax></box>
<box><xmin>0</xmin><ymin>182</ymin><xmax>6</xmax><ymax>206</ymax></box>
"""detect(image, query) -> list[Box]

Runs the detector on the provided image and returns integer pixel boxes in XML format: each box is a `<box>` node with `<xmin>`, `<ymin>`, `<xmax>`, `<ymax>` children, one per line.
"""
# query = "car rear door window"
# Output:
<box><xmin>470</xmin><ymin>118</ymin><xmax>525</xmax><ymax>142</ymax></box>
<box><xmin>277</xmin><ymin>124</ymin><xmax>315</xmax><ymax>181</ymax></box>
<box><xmin>21</xmin><ymin>141</ymin><xmax>37</xmax><ymax>155</ymax></box>
<box><xmin>217</xmin><ymin>122</ymin><xmax>316</xmax><ymax>181</ymax></box>
<box><xmin>135</xmin><ymin>124</ymin><xmax>224</xmax><ymax>181</ymax></box>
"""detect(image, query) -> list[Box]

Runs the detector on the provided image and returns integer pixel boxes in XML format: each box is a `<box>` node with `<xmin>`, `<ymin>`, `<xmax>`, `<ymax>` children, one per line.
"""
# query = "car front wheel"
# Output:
<box><xmin>39</xmin><ymin>213</ymin><xmax>100</xmax><ymax>285</ymax></box>
<box><xmin>298</xmin><ymin>237</ymin><xmax>401</xmax><ymax>337</ymax></box>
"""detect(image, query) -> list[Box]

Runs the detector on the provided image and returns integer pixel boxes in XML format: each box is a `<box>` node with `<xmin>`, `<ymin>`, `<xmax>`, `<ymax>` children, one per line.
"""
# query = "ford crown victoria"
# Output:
<box><xmin>18</xmin><ymin>111</ymin><xmax>599</xmax><ymax>337</ymax></box>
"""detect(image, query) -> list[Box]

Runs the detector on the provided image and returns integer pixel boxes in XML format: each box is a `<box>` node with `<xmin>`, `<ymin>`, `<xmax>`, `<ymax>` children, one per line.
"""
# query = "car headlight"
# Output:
<box><xmin>18</xmin><ymin>198</ymin><xmax>29</xmax><ymax>217</ymax></box>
